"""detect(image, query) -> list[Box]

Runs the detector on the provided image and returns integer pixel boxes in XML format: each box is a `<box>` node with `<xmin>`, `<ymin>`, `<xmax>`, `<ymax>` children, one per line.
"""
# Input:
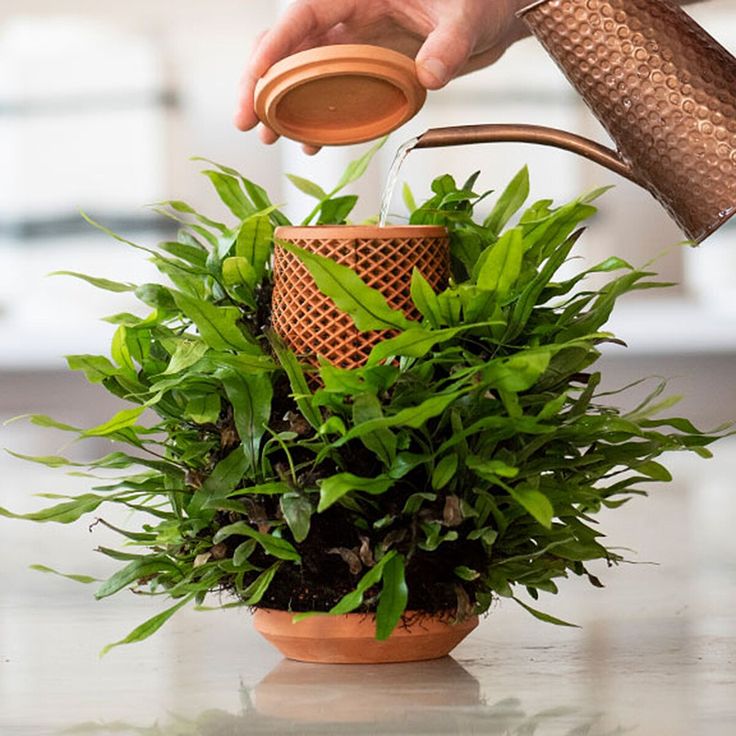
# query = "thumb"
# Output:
<box><xmin>415</xmin><ymin>22</ymin><xmax>473</xmax><ymax>90</ymax></box>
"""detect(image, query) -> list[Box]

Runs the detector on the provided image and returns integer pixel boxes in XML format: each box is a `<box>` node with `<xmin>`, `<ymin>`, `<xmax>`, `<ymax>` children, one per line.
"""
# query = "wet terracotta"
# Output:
<box><xmin>252</xmin><ymin>609</ymin><xmax>479</xmax><ymax>664</ymax></box>
<box><xmin>254</xmin><ymin>45</ymin><xmax>426</xmax><ymax>146</ymax></box>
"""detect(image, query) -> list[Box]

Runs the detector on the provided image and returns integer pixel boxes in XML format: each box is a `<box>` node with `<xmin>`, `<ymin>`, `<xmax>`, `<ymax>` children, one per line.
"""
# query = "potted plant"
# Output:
<box><xmin>2</xmin><ymin>145</ymin><xmax>728</xmax><ymax>663</ymax></box>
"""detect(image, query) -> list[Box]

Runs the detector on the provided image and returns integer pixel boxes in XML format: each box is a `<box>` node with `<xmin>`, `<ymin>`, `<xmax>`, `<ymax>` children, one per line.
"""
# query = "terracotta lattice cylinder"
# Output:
<box><xmin>271</xmin><ymin>226</ymin><xmax>450</xmax><ymax>370</ymax></box>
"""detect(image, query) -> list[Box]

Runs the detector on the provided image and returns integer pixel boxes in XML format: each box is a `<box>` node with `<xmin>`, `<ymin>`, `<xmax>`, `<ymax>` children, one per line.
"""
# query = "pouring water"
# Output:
<box><xmin>378</xmin><ymin>136</ymin><xmax>419</xmax><ymax>226</ymax></box>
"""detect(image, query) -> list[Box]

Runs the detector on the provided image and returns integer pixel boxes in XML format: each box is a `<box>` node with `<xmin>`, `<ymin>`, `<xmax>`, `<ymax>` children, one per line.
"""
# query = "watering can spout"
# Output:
<box><xmin>415</xmin><ymin>124</ymin><xmax>641</xmax><ymax>185</ymax></box>
<box><xmin>420</xmin><ymin>0</ymin><xmax>736</xmax><ymax>243</ymax></box>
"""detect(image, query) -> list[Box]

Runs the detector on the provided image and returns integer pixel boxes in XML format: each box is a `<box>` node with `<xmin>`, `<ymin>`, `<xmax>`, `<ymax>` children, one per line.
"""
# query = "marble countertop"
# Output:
<box><xmin>2</xmin><ymin>437</ymin><xmax>735</xmax><ymax>736</ymax></box>
<box><xmin>1</xmin><ymin>586</ymin><xmax>734</xmax><ymax>736</ymax></box>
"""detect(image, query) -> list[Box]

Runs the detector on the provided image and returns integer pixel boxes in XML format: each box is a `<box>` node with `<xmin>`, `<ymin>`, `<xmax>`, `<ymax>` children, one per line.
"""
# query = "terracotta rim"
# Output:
<box><xmin>274</xmin><ymin>225</ymin><xmax>449</xmax><ymax>240</ymax></box>
<box><xmin>253</xmin><ymin>608</ymin><xmax>479</xmax><ymax>664</ymax></box>
<box><xmin>254</xmin><ymin>44</ymin><xmax>427</xmax><ymax>146</ymax></box>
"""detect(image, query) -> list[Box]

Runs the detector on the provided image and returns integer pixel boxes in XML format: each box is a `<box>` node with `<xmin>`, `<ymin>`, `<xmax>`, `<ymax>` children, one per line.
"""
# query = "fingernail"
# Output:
<box><xmin>419</xmin><ymin>58</ymin><xmax>448</xmax><ymax>87</ymax></box>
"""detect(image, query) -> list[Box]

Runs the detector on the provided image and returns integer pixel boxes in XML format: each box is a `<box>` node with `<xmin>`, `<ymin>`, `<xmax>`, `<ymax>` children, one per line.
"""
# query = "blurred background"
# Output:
<box><xmin>1</xmin><ymin>1</ymin><xmax>735</xmax><ymax>732</ymax></box>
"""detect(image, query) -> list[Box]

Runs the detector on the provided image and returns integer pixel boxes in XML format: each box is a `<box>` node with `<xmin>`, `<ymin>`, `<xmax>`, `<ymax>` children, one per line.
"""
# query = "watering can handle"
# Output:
<box><xmin>415</xmin><ymin>124</ymin><xmax>642</xmax><ymax>188</ymax></box>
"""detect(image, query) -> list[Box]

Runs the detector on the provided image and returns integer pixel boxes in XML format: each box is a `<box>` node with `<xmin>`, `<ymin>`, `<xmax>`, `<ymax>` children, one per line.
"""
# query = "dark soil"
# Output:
<box><xmin>217</xmin><ymin>499</ymin><xmax>486</xmax><ymax>615</ymax></box>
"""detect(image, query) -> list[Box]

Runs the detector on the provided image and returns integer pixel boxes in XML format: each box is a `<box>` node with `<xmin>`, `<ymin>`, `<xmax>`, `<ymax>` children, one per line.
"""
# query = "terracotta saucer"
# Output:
<box><xmin>254</xmin><ymin>44</ymin><xmax>427</xmax><ymax>147</ymax></box>
<box><xmin>253</xmin><ymin>609</ymin><xmax>479</xmax><ymax>664</ymax></box>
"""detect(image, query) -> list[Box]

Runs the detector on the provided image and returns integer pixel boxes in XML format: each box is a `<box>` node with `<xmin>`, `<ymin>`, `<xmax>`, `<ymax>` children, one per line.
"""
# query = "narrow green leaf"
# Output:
<box><xmin>212</xmin><ymin>522</ymin><xmax>301</xmax><ymax>562</ymax></box>
<box><xmin>233</xmin><ymin>539</ymin><xmax>257</xmax><ymax>567</ymax></box>
<box><xmin>203</xmin><ymin>170</ymin><xmax>253</xmax><ymax>219</ymax></box>
<box><xmin>199</xmin><ymin>447</ymin><xmax>249</xmax><ymax>501</ymax></box>
<box><xmin>66</xmin><ymin>355</ymin><xmax>120</xmax><ymax>384</ymax></box>
<box><xmin>512</xmin><ymin>596</ymin><xmax>580</xmax><ymax>627</ymax></box>
<box><xmin>163</xmin><ymin>339</ymin><xmax>209</xmax><ymax>375</ymax></box>
<box><xmin>467</xmin><ymin>457</ymin><xmax>519</xmax><ymax>479</ymax></box>
<box><xmin>49</xmin><ymin>271</ymin><xmax>135</xmax><ymax>293</ymax></box>
<box><xmin>193</xmin><ymin>158</ymin><xmax>291</xmax><ymax>226</ymax></box>
<box><xmin>328</xmin><ymin>550</ymin><xmax>396</xmax><ymax>615</ymax></box>
<box><xmin>280</xmin><ymin>493</ymin><xmax>312</xmax><ymax>543</ymax></box>
<box><xmin>507</xmin><ymin>486</ymin><xmax>554</xmax><ymax>528</ymax></box>
<box><xmin>5</xmin><ymin>451</ymin><xmax>72</xmax><ymax>468</ymax></box>
<box><xmin>484</xmin><ymin>165</ymin><xmax>529</xmax><ymax>235</ymax></box>
<box><xmin>30</xmin><ymin>564</ymin><xmax>99</xmax><ymax>584</ymax></box>
<box><xmin>0</xmin><ymin>494</ymin><xmax>105</xmax><ymax>524</ymax></box>
<box><xmin>318</xmin><ymin>473</ymin><xmax>395</xmax><ymax>512</ymax></box>
<box><xmin>20</xmin><ymin>414</ymin><xmax>79</xmax><ymax>432</ymax></box>
<box><xmin>235</xmin><ymin>215</ymin><xmax>273</xmax><ymax>279</ymax></box>
<box><xmin>267</xmin><ymin>331</ymin><xmax>322</xmax><ymax>431</ymax></box>
<box><xmin>367</xmin><ymin>325</ymin><xmax>474</xmax><ymax>365</ymax></box>
<box><xmin>100</xmin><ymin>595</ymin><xmax>194</xmax><ymax>656</ymax></box>
<box><xmin>82</xmin><ymin>407</ymin><xmax>145</xmax><ymax>438</ymax></box>
<box><xmin>454</xmin><ymin>565</ymin><xmax>480</xmax><ymax>581</ymax></box>
<box><xmin>337</xmin><ymin>391</ymin><xmax>462</xmax><ymax>444</ymax></box>
<box><xmin>95</xmin><ymin>558</ymin><xmax>180</xmax><ymax>600</ymax></box>
<box><xmin>222</xmin><ymin>256</ymin><xmax>257</xmax><ymax>288</ymax></box>
<box><xmin>318</xmin><ymin>195</ymin><xmax>358</xmax><ymax>225</ymax></box>
<box><xmin>229</xmin><ymin>481</ymin><xmax>293</xmax><ymax>496</ymax></box>
<box><xmin>402</xmin><ymin>182</ymin><xmax>417</xmax><ymax>212</ymax></box>
<box><xmin>158</xmin><ymin>241</ymin><xmax>209</xmax><ymax>268</ymax></box>
<box><xmin>242</xmin><ymin>563</ymin><xmax>282</xmax><ymax>604</ymax></box>
<box><xmin>277</xmin><ymin>240</ymin><xmax>412</xmax><ymax>331</ymax></box>
<box><xmin>335</xmin><ymin>138</ymin><xmax>386</xmax><ymax>191</ymax></box>
<box><xmin>375</xmin><ymin>554</ymin><xmax>408</xmax><ymax>640</ymax></box>
<box><xmin>636</xmin><ymin>461</ymin><xmax>673</xmax><ymax>482</ymax></box>
<box><xmin>135</xmin><ymin>283</ymin><xmax>177</xmax><ymax>311</ymax></box>
<box><xmin>483</xmin><ymin>350</ymin><xmax>551</xmax><ymax>393</ymax></box>
<box><xmin>184</xmin><ymin>393</ymin><xmax>221</xmax><ymax>425</ymax></box>
<box><xmin>431</xmin><ymin>454</ymin><xmax>458</xmax><ymax>490</ymax></box>
<box><xmin>171</xmin><ymin>290</ymin><xmax>254</xmax><ymax>352</ymax></box>
<box><xmin>286</xmin><ymin>173</ymin><xmax>327</xmax><ymax>200</ymax></box>
<box><xmin>402</xmin><ymin>491</ymin><xmax>436</xmax><ymax>514</ymax></box>
<box><xmin>476</xmin><ymin>227</ymin><xmax>523</xmax><ymax>298</ymax></box>
<box><xmin>352</xmin><ymin>393</ymin><xmax>396</xmax><ymax>466</ymax></box>
<box><xmin>156</xmin><ymin>199</ymin><xmax>228</xmax><ymax>232</ymax></box>
<box><xmin>410</xmin><ymin>268</ymin><xmax>443</xmax><ymax>328</ymax></box>
<box><xmin>80</xmin><ymin>211</ymin><xmax>159</xmax><ymax>256</ymax></box>
<box><xmin>221</xmin><ymin>371</ymin><xmax>273</xmax><ymax>473</ymax></box>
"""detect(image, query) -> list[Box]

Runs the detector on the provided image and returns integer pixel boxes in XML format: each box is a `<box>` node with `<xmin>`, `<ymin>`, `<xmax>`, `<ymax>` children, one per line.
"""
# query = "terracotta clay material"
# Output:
<box><xmin>252</xmin><ymin>608</ymin><xmax>479</xmax><ymax>664</ymax></box>
<box><xmin>271</xmin><ymin>225</ymin><xmax>450</xmax><ymax>372</ymax></box>
<box><xmin>254</xmin><ymin>45</ymin><xmax>427</xmax><ymax>146</ymax></box>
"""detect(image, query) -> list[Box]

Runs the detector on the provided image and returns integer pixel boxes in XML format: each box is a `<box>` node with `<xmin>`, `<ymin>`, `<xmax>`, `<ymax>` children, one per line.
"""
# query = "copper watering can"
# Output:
<box><xmin>415</xmin><ymin>0</ymin><xmax>736</xmax><ymax>243</ymax></box>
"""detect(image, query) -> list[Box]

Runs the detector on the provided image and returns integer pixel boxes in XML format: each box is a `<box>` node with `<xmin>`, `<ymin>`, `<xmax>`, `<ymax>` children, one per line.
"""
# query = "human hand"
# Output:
<box><xmin>235</xmin><ymin>0</ymin><xmax>529</xmax><ymax>154</ymax></box>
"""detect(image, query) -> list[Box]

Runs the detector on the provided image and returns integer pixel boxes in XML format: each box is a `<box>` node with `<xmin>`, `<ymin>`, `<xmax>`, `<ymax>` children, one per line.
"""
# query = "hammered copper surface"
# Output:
<box><xmin>521</xmin><ymin>0</ymin><xmax>736</xmax><ymax>242</ymax></box>
<box><xmin>271</xmin><ymin>226</ymin><xmax>449</xmax><ymax>372</ymax></box>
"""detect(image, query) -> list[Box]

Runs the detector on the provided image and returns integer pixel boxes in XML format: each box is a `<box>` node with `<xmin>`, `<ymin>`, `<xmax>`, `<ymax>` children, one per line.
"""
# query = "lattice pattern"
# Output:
<box><xmin>271</xmin><ymin>229</ymin><xmax>450</xmax><ymax>372</ymax></box>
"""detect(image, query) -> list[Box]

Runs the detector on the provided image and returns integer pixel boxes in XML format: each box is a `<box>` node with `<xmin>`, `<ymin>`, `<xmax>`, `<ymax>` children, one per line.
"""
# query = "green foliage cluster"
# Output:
<box><xmin>3</xmin><ymin>145</ymin><xmax>726</xmax><ymax>653</ymax></box>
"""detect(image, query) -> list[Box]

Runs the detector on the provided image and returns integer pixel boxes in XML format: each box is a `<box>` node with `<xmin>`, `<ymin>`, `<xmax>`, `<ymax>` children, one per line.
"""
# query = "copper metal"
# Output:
<box><xmin>415</xmin><ymin>123</ymin><xmax>641</xmax><ymax>185</ymax></box>
<box><xmin>420</xmin><ymin>0</ymin><xmax>736</xmax><ymax>243</ymax></box>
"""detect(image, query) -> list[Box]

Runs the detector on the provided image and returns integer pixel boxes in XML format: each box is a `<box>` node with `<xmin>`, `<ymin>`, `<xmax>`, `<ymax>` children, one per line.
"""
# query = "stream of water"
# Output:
<box><xmin>378</xmin><ymin>136</ymin><xmax>419</xmax><ymax>227</ymax></box>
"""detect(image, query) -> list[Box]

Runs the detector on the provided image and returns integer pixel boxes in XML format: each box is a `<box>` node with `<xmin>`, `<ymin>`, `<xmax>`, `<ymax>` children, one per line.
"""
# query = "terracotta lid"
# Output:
<box><xmin>254</xmin><ymin>44</ymin><xmax>427</xmax><ymax>147</ymax></box>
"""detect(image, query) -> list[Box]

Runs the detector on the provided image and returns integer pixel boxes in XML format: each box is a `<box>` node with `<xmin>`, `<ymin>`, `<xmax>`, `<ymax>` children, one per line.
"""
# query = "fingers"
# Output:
<box><xmin>235</xmin><ymin>30</ymin><xmax>268</xmax><ymax>131</ymax></box>
<box><xmin>252</xmin><ymin>1</ymin><xmax>357</xmax><ymax>78</ymax></box>
<box><xmin>235</xmin><ymin>0</ymin><xmax>357</xmax><ymax>131</ymax></box>
<box><xmin>415</xmin><ymin>20</ymin><xmax>474</xmax><ymax>90</ymax></box>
